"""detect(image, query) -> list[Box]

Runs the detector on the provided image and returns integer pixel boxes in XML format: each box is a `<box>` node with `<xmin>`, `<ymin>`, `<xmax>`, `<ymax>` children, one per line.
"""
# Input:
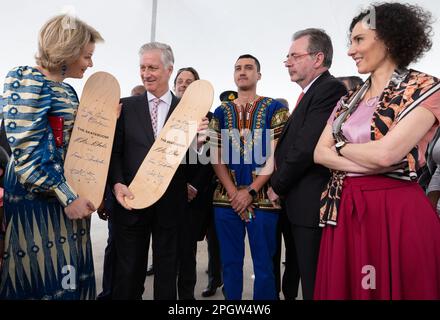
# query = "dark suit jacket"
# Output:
<box><xmin>0</xmin><ymin>121</ymin><xmax>11</xmax><ymax>187</ymax></box>
<box><xmin>185</xmin><ymin>112</ymin><xmax>215</xmax><ymax>241</ymax></box>
<box><xmin>109</xmin><ymin>91</ymin><xmax>187</xmax><ymax>227</ymax></box>
<box><xmin>271</xmin><ymin>71</ymin><xmax>347</xmax><ymax>228</ymax></box>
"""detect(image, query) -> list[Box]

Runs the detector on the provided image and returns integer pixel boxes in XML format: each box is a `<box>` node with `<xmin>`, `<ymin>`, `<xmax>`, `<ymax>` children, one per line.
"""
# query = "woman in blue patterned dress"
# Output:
<box><xmin>0</xmin><ymin>14</ymin><xmax>103</xmax><ymax>299</ymax></box>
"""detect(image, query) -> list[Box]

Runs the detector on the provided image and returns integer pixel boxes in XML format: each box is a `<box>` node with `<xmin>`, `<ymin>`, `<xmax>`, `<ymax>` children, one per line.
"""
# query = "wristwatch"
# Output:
<box><xmin>246</xmin><ymin>186</ymin><xmax>257</xmax><ymax>197</ymax></box>
<box><xmin>335</xmin><ymin>140</ymin><xmax>348</xmax><ymax>156</ymax></box>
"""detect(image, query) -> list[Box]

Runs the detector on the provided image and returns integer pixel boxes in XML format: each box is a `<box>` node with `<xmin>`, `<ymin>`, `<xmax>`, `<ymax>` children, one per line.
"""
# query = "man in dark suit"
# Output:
<box><xmin>96</xmin><ymin>86</ymin><xmax>145</xmax><ymax>300</ymax></box>
<box><xmin>0</xmin><ymin>115</ymin><xmax>11</xmax><ymax>268</ymax></box>
<box><xmin>172</xmin><ymin>66</ymin><xmax>215</xmax><ymax>300</ymax></box>
<box><xmin>272</xmin><ymin>98</ymin><xmax>299</xmax><ymax>301</ymax></box>
<box><xmin>268</xmin><ymin>29</ymin><xmax>347</xmax><ymax>300</ymax></box>
<box><xmin>182</xmin><ymin>132</ymin><xmax>215</xmax><ymax>299</ymax></box>
<box><xmin>109</xmin><ymin>42</ymin><xmax>208</xmax><ymax>300</ymax></box>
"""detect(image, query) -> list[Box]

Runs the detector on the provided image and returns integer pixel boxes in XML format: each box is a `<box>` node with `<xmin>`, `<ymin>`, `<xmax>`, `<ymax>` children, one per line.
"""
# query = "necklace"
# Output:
<box><xmin>236</xmin><ymin>95</ymin><xmax>259</xmax><ymax>128</ymax></box>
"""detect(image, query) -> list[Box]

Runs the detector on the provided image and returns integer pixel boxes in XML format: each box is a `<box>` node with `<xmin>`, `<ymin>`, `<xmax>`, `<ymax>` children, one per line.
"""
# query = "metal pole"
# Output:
<box><xmin>150</xmin><ymin>0</ymin><xmax>158</xmax><ymax>42</ymax></box>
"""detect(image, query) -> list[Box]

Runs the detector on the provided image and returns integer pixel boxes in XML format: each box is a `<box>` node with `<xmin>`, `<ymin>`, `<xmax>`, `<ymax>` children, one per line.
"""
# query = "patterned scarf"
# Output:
<box><xmin>319</xmin><ymin>69</ymin><xmax>440</xmax><ymax>227</ymax></box>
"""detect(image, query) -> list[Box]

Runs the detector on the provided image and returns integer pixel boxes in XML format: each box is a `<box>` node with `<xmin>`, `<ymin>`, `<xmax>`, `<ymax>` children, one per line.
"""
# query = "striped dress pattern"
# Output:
<box><xmin>0</xmin><ymin>66</ymin><xmax>95</xmax><ymax>300</ymax></box>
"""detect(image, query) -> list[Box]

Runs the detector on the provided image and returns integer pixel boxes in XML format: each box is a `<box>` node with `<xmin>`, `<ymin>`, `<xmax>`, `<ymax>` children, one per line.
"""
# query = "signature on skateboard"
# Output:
<box><xmin>126</xmin><ymin>80</ymin><xmax>214</xmax><ymax>209</ymax></box>
<box><xmin>64</xmin><ymin>71</ymin><xmax>120</xmax><ymax>208</ymax></box>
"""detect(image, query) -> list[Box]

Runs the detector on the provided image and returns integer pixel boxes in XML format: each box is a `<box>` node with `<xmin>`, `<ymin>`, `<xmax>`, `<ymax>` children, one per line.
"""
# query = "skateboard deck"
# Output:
<box><xmin>126</xmin><ymin>80</ymin><xmax>214</xmax><ymax>209</ymax></box>
<box><xmin>64</xmin><ymin>71</ymin><xmax>120</xmax><ymax>208</ymax></box>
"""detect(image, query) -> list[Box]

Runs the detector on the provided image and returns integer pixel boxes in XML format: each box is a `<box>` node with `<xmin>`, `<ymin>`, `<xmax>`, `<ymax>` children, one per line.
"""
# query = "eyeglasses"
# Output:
<box><xmin>284</xmin><ymin>52</ymin><xmax>319</xmax><ymax>63</ymax></box>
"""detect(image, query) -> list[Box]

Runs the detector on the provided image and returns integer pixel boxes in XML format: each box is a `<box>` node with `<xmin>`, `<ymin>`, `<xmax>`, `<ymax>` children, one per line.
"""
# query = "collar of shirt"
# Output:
<box><xmin>147</xmin><ymin>91</ymin><xmax>172</xmax><ymax>106</ymax></box>
<box><xmin>302</xmin><ymin>73</ymin><xmax>324</xmax><ymax>94</ymax></box>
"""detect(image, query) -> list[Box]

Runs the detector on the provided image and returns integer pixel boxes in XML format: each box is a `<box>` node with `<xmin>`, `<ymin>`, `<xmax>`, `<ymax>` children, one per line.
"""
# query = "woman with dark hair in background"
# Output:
<box><xmin>337</xmin><ymin>76</ymin><xmax>364</xmax><ymax>92</ymax></box>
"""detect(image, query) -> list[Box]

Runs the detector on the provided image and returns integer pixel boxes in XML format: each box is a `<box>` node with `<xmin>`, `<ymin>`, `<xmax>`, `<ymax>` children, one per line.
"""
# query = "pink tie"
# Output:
<box><xmin>150</xmin><ymin>98</ymin><xmax>161</xmax><ymax>138</ymax></box>
<box><xmin>295</xmin><ymin>92</ymin><xmax>305</xmax><ymax>108</ymax></box>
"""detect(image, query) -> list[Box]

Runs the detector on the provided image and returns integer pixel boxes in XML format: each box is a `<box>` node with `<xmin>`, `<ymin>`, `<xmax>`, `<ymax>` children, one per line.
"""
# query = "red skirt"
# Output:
<box><xmin>314</xmin><ymin>175</ymin><xmax>440</xmax><ymax>300</ymax></box>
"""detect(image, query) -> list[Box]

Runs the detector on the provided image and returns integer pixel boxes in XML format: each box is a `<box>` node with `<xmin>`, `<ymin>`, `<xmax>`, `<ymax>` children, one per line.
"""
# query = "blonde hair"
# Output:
<box><xmin>35</xmin><ymin>14</ymin><xmax>103</xmax><ymax>71</ymax></box>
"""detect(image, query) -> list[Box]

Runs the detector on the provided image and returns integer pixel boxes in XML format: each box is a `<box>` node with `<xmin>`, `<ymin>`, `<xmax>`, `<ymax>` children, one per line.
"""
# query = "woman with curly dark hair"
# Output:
<box><xmin>313</xmin><ymin>2</ymin><xmax>440</xmax><ymax>299</ymax></box>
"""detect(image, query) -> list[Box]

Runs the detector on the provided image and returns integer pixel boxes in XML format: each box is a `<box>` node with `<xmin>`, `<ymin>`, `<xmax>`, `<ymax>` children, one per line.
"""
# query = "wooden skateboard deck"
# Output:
<box><xmin>126</xmin><ymin>80</ymin><xmax>214</xmax><ymax>209</ymax></box>
<box><xmin>64</xmin><ymin>71</ymin><xmax>120</xmax><ymax>208</ymax></box>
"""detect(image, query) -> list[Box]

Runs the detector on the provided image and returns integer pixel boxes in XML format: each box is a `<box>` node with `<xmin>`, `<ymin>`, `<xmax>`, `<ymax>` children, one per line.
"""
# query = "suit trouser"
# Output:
<box><xmin>273</xmin><ymin>210</ymin><xmax>299</xmax><ymax>300</ymax></box>
<box><xmin>97</xmin><ymin>186</ymin><xmax>117</xmax><ymax>300</ymax></box>
<box><xmin>206</xmin><ymin>213</ymin><xmax>222</xmax><ymax>288</ymax></box>
<box><xmin>177</xmin><ymin>208</ymin><xmax>197</xmax><ymax>300</ymax></box>
<box><xmin>290</xmin><ymin>224</ymin><xmax>322</xmax><ymax>300</ymax></box>
<box><xmin>97</xmin><ymin>220</ymin><xmax>114</xmax><ymax>300</ymax></box>
<box><xmin>111</xmin><ymin>206</ymin><xmax>179</xmax><ymax>300</ymax></box>
<box><xmin>215</xmin><ymin>207</ymin><xmax>278</xmax><ymax>300</ymax></box>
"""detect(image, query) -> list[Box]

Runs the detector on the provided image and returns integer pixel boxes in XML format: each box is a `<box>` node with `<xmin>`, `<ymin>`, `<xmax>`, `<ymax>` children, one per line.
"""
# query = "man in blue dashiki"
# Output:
<box><xmin>209</xmin><ymin>54</ymin><xmax>289</xmax><ymax>300</ymax></box>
